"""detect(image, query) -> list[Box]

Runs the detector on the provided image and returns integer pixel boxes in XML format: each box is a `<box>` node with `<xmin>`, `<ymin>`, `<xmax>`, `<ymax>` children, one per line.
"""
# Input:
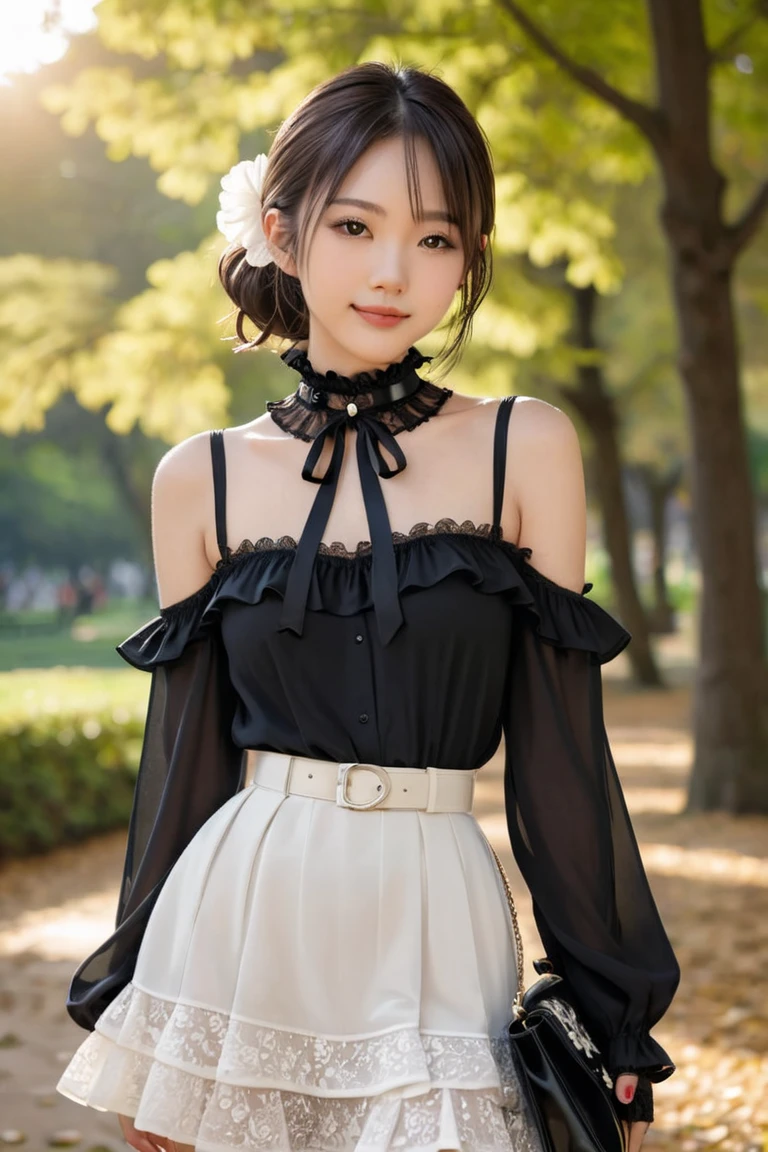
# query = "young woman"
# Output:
<box><xmin>56</xmin><ymin>62</ymin><xmax>680</xmax><ymax>1152</ymax></box>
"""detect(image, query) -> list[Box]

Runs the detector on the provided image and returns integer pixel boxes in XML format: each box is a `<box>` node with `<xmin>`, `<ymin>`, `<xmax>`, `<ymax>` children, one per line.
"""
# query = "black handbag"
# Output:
<box><xmin>489</xmin><ymin>843</ymin><xmax>627</xmax><ymax>1152</ymax></box>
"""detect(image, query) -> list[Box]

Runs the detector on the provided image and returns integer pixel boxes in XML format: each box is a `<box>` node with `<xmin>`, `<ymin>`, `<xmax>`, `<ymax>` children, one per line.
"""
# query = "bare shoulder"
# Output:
<box><xmin>495</xmin><ymin>396</ymin><xmax>582</xmax><ymax>484</ymax></box>
<box><xmin>441</xmin><ymin>390</ymin><xmax>579</xmax><ymax>464</ymax></box>
<box><xmin>505</xmin><ymin>393</ymin><xmax>579</xmax><ymax>443</ymax></box>
<box><xmin>442</xmin><ymin>389</ymin><xmax>576</xmax><ymax>436</ymax></box>
<box><xmin>151</xmin><ymin>430</ymin><xmax>219</xmax><ymax>609</ymax></box>
<box><xmin>227</xmin><ymin>410</ymin><xmax>300</xmax><ymax>441</ymax></box>
<box><xmin>500</xmin><ymin>395</ymin><xmax>586</xmax><ymax>593</ymax></box>
<box><xmin>153</xmin><ymin>429</ymin><xmax>215</xmax><ymax>497</ymax></box>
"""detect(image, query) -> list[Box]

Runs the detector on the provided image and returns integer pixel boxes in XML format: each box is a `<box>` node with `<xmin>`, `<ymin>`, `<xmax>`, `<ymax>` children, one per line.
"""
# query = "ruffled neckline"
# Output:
<box><xmin>216</xmin><ymin>516</ymin><xmax>502</xmax><ymax>564</ymax></box>
<box><xmin>116</xmin><ymin>528</ymin><xmax>632</xmax><ymax>673</ymax></box>
<box><xmin>279</xmin><ymin>345</ymin><xmax>433</xmax><ymax>396</ymax></box>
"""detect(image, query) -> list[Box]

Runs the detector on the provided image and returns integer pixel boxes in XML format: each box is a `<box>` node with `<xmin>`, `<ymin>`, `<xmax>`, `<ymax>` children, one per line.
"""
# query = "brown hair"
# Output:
<box><xmin>218</xmin><ymin>61</ymin><xmax>495</xmax><ymax>376</ymax></box>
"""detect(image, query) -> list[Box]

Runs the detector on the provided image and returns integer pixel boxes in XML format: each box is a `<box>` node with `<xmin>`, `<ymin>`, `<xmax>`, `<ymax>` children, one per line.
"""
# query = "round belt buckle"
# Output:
<box><xmin>336</xmin><ymin>763</ymin><xmax>392</xmax><ymax>810</ymax></box>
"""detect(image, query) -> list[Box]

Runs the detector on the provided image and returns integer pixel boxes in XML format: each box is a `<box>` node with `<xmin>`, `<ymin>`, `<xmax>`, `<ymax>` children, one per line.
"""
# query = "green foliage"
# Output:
<box><xmin>0</xmin><ymin>702</ymin><xmax>142</xmax><ymax>858</ymax></box>
<box><xmin>0</xmin><ymin>55</ymin><xmax>197</xmax><ymax>288</ymax></box>
<box><xmin>747</xmin><ymin>423</ymin><xmax>768</xmax><ymax>496</ymax></box>
<box><xmin>5</xmin><ymin>0</ymin><xmax>765</xmax><ymax>459</ymax></box>
<box><xmin>43</xmin><ymin>66</ymin><xmax>251</xmax><ymax>203</ymax></box>
<box><xmin>40</xmin><ymin>0</ymin><xmax>657</xmax><ymax>299</ymax></box>
<box><xmin>31</xmin><ymin>0</ymin><xmax>766</xmax><ymax>436</ymax></box>
<box><xmin>40</xmin><ymin>1</ymin><xmax>766</xmax><ymax>281</ymax></box>
<box><xmin>0</xmin><ymin>417</ymin><xmax>149</xmax><ymax>569</ymax></box>
<box><xmin>75</xmin><ymin>238</ymin><xmax>234</xmax><ymax>438</ymax></box>
<box><xmin>0</xmin><ymin>241</ymin><xmax>249</xmax><ymax>442</ymax></box>
<box><xmin>0</xmin><ymin>255</ymin><xmax>117</xmax><ymax>433</ymax></box>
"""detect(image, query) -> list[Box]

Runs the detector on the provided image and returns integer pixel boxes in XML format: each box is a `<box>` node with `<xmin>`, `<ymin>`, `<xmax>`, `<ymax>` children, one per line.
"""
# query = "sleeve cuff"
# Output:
<box><xmin>607</xmin><ymin>1028</ymin><xmax>676</xmax><ymax>1083</ymax></box>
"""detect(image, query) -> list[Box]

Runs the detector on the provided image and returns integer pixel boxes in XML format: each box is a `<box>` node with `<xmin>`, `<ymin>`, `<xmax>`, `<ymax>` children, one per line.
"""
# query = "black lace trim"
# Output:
<box><xmin>279</xmin><ymin>344</ymin><xmax>432</xmax><ymax>395</ymax></box>
<box><xmin>215</xmin><ymin>517</ymin><xmax>505</xmax><ymax>569</ymax></box>
<box><xmin>268</xmin><ymin>343</ymin><xmax>451</xmax><ymax>440</ymax></box>
<box><xmin>155</xmin><ymin>521</ymin><xmax>524</xmax><ymax>622</ymax></box>
<box><xmin>266</xmin><ymin>378</ymin><xmax>452</xmax><ymax>442</ymax></box>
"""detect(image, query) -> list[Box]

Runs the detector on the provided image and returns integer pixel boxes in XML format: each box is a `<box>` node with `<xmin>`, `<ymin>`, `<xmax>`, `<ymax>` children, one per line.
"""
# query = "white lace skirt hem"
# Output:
<box><xmin>56</xmin><ymin>986</ymin><xmax>538</xmax><ymax>1151</ymax></box>
<box><xmin>56</xmin><ymin>782</ymin><xmax>545</xmax><ymax>1151</ymax></box>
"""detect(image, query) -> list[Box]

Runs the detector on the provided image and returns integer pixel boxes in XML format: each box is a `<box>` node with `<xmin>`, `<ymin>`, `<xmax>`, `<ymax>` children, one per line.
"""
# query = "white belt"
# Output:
<box><xmin>246</xmin><ymin>750</ymin><xmax>477</xmax><ymax>813</ymax></box>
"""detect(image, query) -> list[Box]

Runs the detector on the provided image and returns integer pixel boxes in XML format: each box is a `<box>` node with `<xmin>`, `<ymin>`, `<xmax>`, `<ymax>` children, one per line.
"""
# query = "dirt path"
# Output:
<box><xmin>1</xmin><ymin>674</ymin><xmax>766</xmax><ymax>1151</ymax></box>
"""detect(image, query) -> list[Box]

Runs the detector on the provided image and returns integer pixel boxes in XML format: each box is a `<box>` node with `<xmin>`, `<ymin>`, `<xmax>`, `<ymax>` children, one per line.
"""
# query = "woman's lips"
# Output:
<box><xmin>352</xmin><ymin>306</ymin><xmax>409</xmax><ymax>328</ymax></box>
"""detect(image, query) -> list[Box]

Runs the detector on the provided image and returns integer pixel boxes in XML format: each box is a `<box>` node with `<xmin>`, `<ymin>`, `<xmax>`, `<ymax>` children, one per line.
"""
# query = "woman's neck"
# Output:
<box><xmin>279</xmin><ymin>344</ymin><xmax>432</xmax><ymax>403</ymax></box>
<box><xmin>301</xmin><ymin>330</ymin><xmax>415</xmax><ymax>381</ymax></box>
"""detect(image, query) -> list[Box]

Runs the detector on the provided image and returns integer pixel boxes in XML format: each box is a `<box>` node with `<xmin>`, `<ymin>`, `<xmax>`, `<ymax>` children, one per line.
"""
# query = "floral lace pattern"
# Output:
<box><xmin>216</xmin><ymin>517</ymin><xmax>501</xmax><ymax>568</ymax></box>
<box><xmin>266</xmin><ymin>375</ymin><xmax>453</xmax><ymax>444</ymax></box>
<box><xmin>93</xmin><ymin>983</ymin><xmax>510</xmax><ymax>1092</ymax></box>
<box><xmin>538</xmin><ymin>997</ymin><xmax>615</xmax><ymax>1090</ymax></box>
<box><xmin>267</xmin><ymin>344</ymin><xmax>454</xmax><ymax>446</ymax></box>
<box><xmin>156</xmin><ymin>519</ymin><xmax>527</xmax><ymax>624</ymax></box>
<box><xmin>58</xmin><ymin>983</ymin><xmax>546</xmax><ymax>1152</ymax></box>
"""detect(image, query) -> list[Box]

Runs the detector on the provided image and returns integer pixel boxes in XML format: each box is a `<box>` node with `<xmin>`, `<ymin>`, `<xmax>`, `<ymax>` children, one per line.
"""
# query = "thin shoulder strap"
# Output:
<box><xmin>209</xmin><ymin>429</ymin><xmax>228</xmax><ymax>561</ymax></box>
<box><xmin>492</xmin><ymin>396</ymin><xmax>518</xmax><ymax>534</ymax></box>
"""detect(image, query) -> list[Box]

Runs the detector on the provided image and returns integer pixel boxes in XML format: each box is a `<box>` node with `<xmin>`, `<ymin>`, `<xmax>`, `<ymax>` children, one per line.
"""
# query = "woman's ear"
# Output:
<box><xmin>262</xmin><ymin>208</ymin><xmax>299</xmax><ymax>278</ymax></box>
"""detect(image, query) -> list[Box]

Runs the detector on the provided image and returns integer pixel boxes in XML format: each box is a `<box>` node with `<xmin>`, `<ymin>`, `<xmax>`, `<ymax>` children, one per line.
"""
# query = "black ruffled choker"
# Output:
<box><xmin>266</xmin><ymin>344</ymin><xmax>453</xmax><ymax>646</ymax></box>
<box><xmin>280</xmin><ymin>344</ymin><xmax>431</xmax><ymax>396</ymax></box>
<box><xmin>267</xmin><ymin>344</ymin><xmax>452</xmax><ymax>442</ymax></box>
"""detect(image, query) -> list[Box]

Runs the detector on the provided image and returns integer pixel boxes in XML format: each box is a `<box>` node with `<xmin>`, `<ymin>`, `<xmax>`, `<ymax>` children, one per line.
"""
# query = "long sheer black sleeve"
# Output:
<box><xmin>66</xmin><ymin>589</ymin><xmax>246</xmax><ymax>1032</ymax></box>
<box><xmin>502</xmin><ymin>566</ymin><xmax>681</xmax><ymax>1091</ymax></box>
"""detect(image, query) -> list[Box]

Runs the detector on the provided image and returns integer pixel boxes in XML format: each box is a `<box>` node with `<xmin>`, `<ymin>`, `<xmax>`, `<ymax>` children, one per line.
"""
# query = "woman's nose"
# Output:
<box><xmin>369</xmin><ymin>244</ymin><xmax>408</xmax><ymax>292</ymax></box>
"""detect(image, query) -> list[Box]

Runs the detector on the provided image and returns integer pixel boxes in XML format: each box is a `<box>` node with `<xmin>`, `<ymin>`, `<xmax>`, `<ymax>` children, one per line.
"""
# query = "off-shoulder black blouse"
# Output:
<box><xmin>65</xmin><ymin>392</ymin><xmax>680</xmax><ymax>1111</ymax></box>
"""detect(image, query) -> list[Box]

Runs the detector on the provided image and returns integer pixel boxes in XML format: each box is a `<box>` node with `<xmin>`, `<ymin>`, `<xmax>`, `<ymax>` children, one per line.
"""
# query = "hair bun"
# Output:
<box><xmin>218</xmin><ymin>252</ymin><xmax>308</xmax><ymax>347</ymax></box>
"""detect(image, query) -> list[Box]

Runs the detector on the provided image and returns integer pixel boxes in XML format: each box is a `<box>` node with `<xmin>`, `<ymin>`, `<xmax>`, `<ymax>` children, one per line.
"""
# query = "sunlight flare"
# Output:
<box><xmin>0</xmin><ymin>0</ymin><xmax>97</xmax><ymax>86</ymax></box>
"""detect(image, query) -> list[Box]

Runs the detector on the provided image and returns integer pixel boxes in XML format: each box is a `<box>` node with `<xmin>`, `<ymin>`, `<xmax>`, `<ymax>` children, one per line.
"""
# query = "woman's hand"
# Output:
<box><xmin>118</xmin><ymin>1113</ymin><xmax>167</xmax><ymax>1152</ymax></box>
<box><xmin>614</xmin><ymin>1073</ymin><xmax>650</xmax><ymax>1152</ymax></box>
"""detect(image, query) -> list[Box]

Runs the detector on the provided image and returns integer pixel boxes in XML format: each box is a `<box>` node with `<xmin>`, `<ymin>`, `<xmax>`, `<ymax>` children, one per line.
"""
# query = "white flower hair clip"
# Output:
<box><xmin>216</xmin><ymin>153</ymin><xmax>274</xmax><ymax>267</ymax></box>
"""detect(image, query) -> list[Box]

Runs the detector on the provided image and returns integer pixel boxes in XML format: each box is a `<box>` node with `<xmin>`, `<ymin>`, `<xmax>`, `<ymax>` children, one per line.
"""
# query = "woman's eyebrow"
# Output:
<box><xmin>330</xmin><ymin>196</ymin><xmax>458</xmax><ymax>225</ymax></box>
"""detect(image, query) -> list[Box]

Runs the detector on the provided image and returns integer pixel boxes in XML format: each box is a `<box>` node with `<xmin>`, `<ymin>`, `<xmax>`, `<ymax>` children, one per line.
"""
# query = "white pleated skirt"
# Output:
<box><xmin>56</xmin><ymin>776</ymin><xmax>544</xmax><ymax>1152</ymax></box>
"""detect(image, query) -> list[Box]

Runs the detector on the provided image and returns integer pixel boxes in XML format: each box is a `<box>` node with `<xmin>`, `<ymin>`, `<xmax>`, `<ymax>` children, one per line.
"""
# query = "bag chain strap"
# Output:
<box><xmin>488</xmin><ymin>843</ymin><xmax>528</xmax><ymax>1018</ymax></box>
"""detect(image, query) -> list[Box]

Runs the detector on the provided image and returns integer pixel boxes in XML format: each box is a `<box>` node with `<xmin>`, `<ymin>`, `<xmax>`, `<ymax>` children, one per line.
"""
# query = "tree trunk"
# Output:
<box><xmin>663</xmin><ymin>223</ymin><xmax>768</xmax><ymax>811</ymax></box>
<box><xmin>635</xmin><ymin>463</ymin><xmax>681</xmax><ymax>634</ymax></box>
<box><xmin>560</xmin><ymin>285</ymin><xmax>663</xmax><ymax>686</ymax></box>
<box><xmin>96</xmin><ymin>415</ymin><xmax>153</xmax><ymax>566</ymax></box>
<box><xmin>495</xmin><ymin>0</ymin><xmax>768</xmax><ymax>812</ymax></box>
<box><xmin>647</xmin><ymin>0</ymin><xmax>768</xmax><ymax>812</ymax></box>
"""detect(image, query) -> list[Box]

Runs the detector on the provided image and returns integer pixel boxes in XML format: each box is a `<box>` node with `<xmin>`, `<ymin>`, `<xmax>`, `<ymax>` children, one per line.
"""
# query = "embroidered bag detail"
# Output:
<box><xmin>538</xmin><ymin>997</ymin><xmax>615</xmax><ymax>1090</ymax></box>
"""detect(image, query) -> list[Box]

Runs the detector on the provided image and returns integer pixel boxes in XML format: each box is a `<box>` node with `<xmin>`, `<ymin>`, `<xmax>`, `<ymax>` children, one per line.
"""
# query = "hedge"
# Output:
<box><xmin>0</xmin><ymin>707</ymin><xmax>144</xmax><ymax>859</ymax></box>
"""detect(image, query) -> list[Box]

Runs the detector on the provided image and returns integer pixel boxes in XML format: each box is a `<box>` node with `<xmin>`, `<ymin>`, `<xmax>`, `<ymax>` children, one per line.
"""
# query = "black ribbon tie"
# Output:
<box><xmin>278</xmin><ymin>368</ymin><xmax>425</xmax><ymax>646</ymax></box>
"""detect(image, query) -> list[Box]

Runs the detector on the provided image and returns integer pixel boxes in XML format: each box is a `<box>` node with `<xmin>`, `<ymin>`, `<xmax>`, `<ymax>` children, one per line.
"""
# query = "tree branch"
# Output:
<box><xmin>493</xmin><ymin>0</ymin><xmax>665</xmax><ymax>146</ymax></box>
<box><xmin>709</xmin><ymin>4</ymin><xmax>767</xmax><ymax>64</ymax></box>
<box><xmin>725</xmin><ymin>177</ymin><xmax>768</xmax><ymax>260</ymax></box>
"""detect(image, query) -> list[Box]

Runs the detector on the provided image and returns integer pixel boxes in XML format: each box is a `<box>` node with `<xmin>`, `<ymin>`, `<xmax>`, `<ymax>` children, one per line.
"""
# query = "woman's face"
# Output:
<box><xmin>293</xmin><ymin>135</ymin><xmax>468</xmax><ymax>376</ymax></box>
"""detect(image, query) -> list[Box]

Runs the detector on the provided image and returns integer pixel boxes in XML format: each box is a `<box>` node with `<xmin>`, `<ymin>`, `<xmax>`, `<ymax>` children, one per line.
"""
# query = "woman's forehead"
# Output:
<box><xmin>331</xmin><ymin>137</ymin><xmax>450</xmax><ymax>213</ymax></box>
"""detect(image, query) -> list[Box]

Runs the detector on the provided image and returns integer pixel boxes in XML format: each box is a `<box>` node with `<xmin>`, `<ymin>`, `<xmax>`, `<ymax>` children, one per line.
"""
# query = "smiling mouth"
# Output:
<box><xmin>353</xmin><ymin>305</ymin><xmax>410</xmax><ymax>317</ymax></box>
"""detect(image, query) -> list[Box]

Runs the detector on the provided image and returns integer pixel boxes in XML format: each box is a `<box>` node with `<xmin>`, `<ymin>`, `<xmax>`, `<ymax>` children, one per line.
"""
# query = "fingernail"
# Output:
<box><xmin>623</xmin><ymin>1086</ymin><xmax>634</xmax><ymax>1101</ymax></box>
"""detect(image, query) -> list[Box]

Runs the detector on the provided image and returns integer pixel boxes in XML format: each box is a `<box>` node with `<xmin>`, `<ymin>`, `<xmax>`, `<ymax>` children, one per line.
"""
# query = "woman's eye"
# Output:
<box><xmin>332</xmin><ymin>218</ymin><xmax>454</xmax><ymax>249</ymax></box>
<box><xmin>421</xmin><ymin>234</ymin><xmax>453</xmax><ymax>250</ymax></box>
<box><xmin>335</xmin><ymin>218</ymin><xmax>368</xmax><ymax>237</ymax></box>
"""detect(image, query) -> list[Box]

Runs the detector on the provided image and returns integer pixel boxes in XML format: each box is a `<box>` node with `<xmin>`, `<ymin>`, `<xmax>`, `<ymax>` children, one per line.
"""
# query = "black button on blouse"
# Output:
<box><xmin>64</xmin><ymin>348</ymin><xmax>680</xmax><ymax>1106</ymax></box>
